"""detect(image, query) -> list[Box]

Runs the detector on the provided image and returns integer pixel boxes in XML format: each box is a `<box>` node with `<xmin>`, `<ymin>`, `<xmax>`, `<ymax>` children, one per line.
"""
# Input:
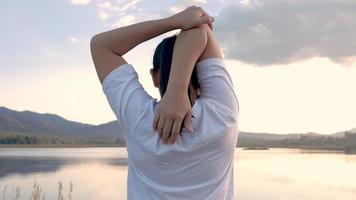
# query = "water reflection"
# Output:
<box><xmin>0</xmin><ymin>157</ymin><xmax>127</xmax><ymax>178</ymax></box>
<box><xmin>0</xmin><ymin>148</ymin><xmax>129</xmax><ymax>200</ymax></box>
<box><xmin>234</xmin><ymin>148</ymin><xmax>356</xmax><ymax>200</ymax></box>
<box><xmin>0</xmin><ymin>148</ymin><xmax>355</xmax><ymax>200</ymax></box>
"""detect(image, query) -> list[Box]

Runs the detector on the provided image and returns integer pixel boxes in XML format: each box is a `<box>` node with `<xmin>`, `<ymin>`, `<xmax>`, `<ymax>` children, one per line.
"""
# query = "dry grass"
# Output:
<box><xmin>2</xmin><ymin>181</ymin><xmax>73</xmax><ymax>200</ymax></box>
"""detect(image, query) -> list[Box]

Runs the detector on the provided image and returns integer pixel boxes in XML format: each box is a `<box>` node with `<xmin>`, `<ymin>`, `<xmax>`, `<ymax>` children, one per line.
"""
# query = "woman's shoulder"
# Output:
<box><xmin>192</xmin><ymin>98</ymin><xmax>237</xmax><ymax>127</ymax></box>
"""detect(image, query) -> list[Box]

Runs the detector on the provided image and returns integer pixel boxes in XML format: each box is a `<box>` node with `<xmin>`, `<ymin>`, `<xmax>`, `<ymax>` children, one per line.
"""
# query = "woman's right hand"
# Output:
<box><xmin>168</xmin><ymin>6</ymin><xmax>214</xmax><ymax>31</ymax></box>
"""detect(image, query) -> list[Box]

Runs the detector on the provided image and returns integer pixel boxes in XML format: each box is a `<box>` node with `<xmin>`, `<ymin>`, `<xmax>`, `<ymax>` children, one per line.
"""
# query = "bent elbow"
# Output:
<box><xmin>178</xmin><ymin>25</ymin><xmax>208</xmax><ymax>51</ymax></box>
<box><xmin>90</xmin><ymin>34</ymin><xmax>105</xmax><ymax>51</ymax></box>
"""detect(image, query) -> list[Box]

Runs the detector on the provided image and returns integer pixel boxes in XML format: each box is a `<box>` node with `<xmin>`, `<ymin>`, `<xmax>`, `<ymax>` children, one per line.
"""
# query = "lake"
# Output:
<box><xmin>0</xmin><ymin>147</ymin><xmax>355</xmax><ymax>200</ymax></box>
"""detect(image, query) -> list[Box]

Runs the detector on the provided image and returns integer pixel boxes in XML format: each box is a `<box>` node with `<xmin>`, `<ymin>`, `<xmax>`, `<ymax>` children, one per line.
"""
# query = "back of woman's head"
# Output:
<box><xmin>153</xmin><ymin>34</ymin><xmax>200</xmax><ymax>101</ymax></box>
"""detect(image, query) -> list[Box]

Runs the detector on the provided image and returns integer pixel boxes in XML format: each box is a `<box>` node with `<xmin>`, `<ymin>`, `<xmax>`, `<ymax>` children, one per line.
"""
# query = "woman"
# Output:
<box><xmin>90</xmin><ymin>6</ymin><xmax>239</xmax><ymax>200</ymax></box>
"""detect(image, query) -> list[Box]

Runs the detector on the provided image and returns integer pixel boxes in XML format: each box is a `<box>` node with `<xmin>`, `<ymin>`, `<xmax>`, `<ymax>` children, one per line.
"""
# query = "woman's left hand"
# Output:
<box><xmin>153</xmin><ymin>90</ymin><xmax>193</xmax><ymax>145</ymax></box>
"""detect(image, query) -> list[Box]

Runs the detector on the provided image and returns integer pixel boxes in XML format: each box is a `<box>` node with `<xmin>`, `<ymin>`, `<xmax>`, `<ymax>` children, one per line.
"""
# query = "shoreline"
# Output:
<box><xmin>0</xmin><ymin>144</ymin><xmax>346</xmax><ymax>151</ymax></box>
<box><xmin>0</xmin><ymin>144</ymin><xmax>125</xmax><ymax>148</ymax></box>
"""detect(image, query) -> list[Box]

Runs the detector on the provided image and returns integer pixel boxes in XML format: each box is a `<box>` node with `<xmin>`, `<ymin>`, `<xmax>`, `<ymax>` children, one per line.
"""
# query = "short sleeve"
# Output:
<box><xmin>102</xmin><ymin>63</ymin><xmax>153</xmax><ymax>136</ymax></box>
<box><xmin>196</xmin><ymin>58</ymin><xmax>239</xmax><ymax>118</ymax></box>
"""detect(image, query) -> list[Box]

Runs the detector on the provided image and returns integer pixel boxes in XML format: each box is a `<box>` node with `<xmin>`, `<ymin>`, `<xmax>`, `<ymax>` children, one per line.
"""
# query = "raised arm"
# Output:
<box><xmin>153</xmin><ymin>24</ymin><xmax>212</xmax><ymax>144</ymax></box>
<box><xmin>90</xmin><ymin>6</ymin><xmax>214</xmax><ymax>83</ymax></box>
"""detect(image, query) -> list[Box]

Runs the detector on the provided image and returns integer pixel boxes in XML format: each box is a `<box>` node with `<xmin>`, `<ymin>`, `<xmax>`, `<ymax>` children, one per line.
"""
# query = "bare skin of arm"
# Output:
<box><xmin>90</xmin><ymin>6</ymin><xmax>213</xmax><ymax>83</ymax></box>
<box><xmin>90</xmin><ymin>6</ymin><xmax>214</xmax><ymax>142</ymax></box>
<box><xmin>153</xmin><ymin>23</ymin><xmax>224</xmax><ymax>144</ymax></box>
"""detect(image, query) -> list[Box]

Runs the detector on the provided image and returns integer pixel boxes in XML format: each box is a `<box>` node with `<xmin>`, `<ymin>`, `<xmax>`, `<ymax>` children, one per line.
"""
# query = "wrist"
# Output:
<box><xmin>166</xmin><ymin>82</ymin><xmax>189</xmax><ymax>96</ymax></box>
<box><xmin>165</xmin><ymin>89</ymin><xmax>187</xmax><ymax>100</ymax></box>
<box><xmin>164</xmin><ymin>16</ymin><xmax>180</xmax><ymax>30</ymax></box>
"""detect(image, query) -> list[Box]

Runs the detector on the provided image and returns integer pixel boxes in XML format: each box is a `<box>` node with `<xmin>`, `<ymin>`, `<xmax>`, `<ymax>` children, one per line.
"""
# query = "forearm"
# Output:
<box><xmin>166</xmin><ymin>26</ymin><xmax>208</xmax><ymax>94</ymax></box>
<box><xmin>93</xmin><ymin>17</ymin><xmax>178</xmax><ymax>55</ymax></box>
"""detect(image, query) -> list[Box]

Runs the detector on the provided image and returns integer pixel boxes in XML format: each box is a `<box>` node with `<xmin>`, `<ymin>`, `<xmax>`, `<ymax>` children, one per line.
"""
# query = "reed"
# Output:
<box><xmin>2</xmin><ymin>181</ymin><xmax>73</xmax><ymax>200</ymax></box>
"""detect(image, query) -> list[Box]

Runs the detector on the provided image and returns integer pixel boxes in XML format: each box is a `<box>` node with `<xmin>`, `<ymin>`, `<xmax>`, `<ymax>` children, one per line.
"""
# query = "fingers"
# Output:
<box><xmin>162</xmin><ymin>119</ymin><xmax>173</xmax><ymax>144</ymax></box>
<box><xmin>208</xmin><ymin>22</ymin><xmax>213</xmax><ymax>31</ymax></box>
<box><xmin>201</xmin><ymin>9</ymin><xmax>209</xmax><ymax>17</ymax></box>
<box><xmin>153</xmin><ymin>111</ymin><xmax>160</xmax><ymax>131</ymax></box>
<box><xmin>200</xmin><ymin>9</ymin><xmax>214</xmax><ymax>24</ymax></box>
<box><xmin>168</xmin><ymin>118</ymin><xmax>183</xmax><ymax>144</ymax></box>
<box><xmin>183</xmin><ymin>111</ymin><xmax>194</xmax><ymax>133</ymax></box>
<box><xmin>200</xmin><ymin>16</ymin><xmax>210</xmax><ymax>24</ymax></box>
<box><xmin>157</xmin><ymin>116</ymin><xmax>165</xmax><ymax>139</ymax></box>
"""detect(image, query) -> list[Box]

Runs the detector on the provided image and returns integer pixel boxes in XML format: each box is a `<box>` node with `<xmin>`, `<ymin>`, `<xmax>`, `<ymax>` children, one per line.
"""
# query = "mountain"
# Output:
<box><xmin>1</xmin><ymin>106</ymin><xmax>355</xmax><ymax>151</ymax></box>
<box><xmin>238</xmin><ymin>131</ymin><xmax>301</xmax><ymax>140</ymax></box>
<box><xmin>332</xmin><ymin>128</ymin><xmax>356</xmax><ymax>138</ymax></box>
<box><xmin>0</xmin><ymin>107</ymin><xmax>93</xmax><ymax>136</ymax></box>
<box><xmin>237</xmin><ymin>129</ymin><xmax>356</xmax><ymax>152</ymax></box>
<box><xmin>0</xmin><ymin>106</ymin><xmax>124</xmax><ymax>145</ymax></box>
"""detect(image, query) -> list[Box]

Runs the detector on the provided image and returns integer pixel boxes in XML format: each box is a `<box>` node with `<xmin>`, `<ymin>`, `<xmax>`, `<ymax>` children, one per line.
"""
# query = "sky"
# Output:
<box><xmin>1</xmin><ymin>0</ymin><xmax>356</xmax><ymax>134</ymax></box>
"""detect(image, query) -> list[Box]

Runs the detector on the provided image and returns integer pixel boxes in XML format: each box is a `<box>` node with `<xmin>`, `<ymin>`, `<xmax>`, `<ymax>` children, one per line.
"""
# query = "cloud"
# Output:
<box><xmin>214</xmin><ymin>0</ymin><xmax>356</xmax><ymax>65</ymax></box>
<box><xmin>111</xmin><ymin>14</ymin><xmax>136</xmax><ymax>27</ymax></box>
<box><xmin>70</xmin><ymin>0</ymin><xmax>91</xmax><ymax>5</ymax></box>
<box><xmin>192</xmin><ymin>0</ymin><xmax>208</xmax><ymax>4</ymax></box>
<box><xmin>69</xmin><ymin>37</ymin><xmax>79</xmax><ymax>43</ymax></box>
<box><xmin>96</xmin><ymin>1</ymin><xmax>112</xmax><ymax>9</ymax></box>
<box><xmin>118</xmin><ymin>0</ymin><xmax>141</xmax><ymax>12</ymax></box>
<box><xmin>99</xmin><ymin>11</ymin><xmax>110</xmax><ymax>21</ymax></box>
<box><xmin>92</xmin><ymin>0</ymin><xmax>221</xmax><ymax>26</ymax></box>
<box><xmin>169</xmin><ymin>6</ymin><xmax>182</xmax><ymax>14</ymax></box>
<box><xmin>94</xmin><ymin>0</ymin><xmax>142</xmax><ymax>24</ymax></box>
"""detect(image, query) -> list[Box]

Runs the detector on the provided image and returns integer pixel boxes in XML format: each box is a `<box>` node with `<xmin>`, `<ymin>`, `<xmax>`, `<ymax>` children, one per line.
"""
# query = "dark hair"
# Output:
<box><xmin>153</xmin><ymin>34</ymin><xmax>200</xmax><ymax>104</ymax></box>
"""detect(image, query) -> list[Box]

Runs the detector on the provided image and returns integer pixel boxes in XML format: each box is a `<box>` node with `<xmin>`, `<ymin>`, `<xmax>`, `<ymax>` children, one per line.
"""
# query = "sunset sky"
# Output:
<box><xmin>1</xmin><ymin>0</ymin><xmax>356</xmax><ymax>134</ymax></box>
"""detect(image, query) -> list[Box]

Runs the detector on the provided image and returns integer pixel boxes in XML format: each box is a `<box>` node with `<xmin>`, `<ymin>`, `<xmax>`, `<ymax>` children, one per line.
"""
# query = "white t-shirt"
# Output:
<box><xmin>102</xmin><ymin>58</ymin><xmax>239</xmax><ymax>200</ymax></box>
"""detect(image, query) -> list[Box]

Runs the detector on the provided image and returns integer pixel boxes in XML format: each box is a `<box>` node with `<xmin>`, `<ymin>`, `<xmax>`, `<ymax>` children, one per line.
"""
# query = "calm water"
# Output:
<box><xmin>0</xmin><ymin>147</ymin><xmax>355</xmax><ymax>200</ymax></box>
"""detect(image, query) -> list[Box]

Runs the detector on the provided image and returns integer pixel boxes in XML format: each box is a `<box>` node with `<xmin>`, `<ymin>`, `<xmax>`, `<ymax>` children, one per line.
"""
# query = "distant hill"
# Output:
<box><xmin>0</xmin><ymin>106</ymin><xmax>93</xmax><ymax>135</ymax></box>
<box><xmin>238</xmin><ymin>131</ymin><xmax>300</xmax><ymax>140</ymax></box>
<box><xmin>0</xmin><ymin>106</ymin><xmax>355</xmax><ymax>152</ymax></box>
<box><xmin>237</xmin><ymin>129</ymin><xmax>356</xmax><ymax>152</ymax></box>
<box><xmin>0</xmin><ymin>106</ymin><xmax>124</xmax><ymax>145</ymax></box>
